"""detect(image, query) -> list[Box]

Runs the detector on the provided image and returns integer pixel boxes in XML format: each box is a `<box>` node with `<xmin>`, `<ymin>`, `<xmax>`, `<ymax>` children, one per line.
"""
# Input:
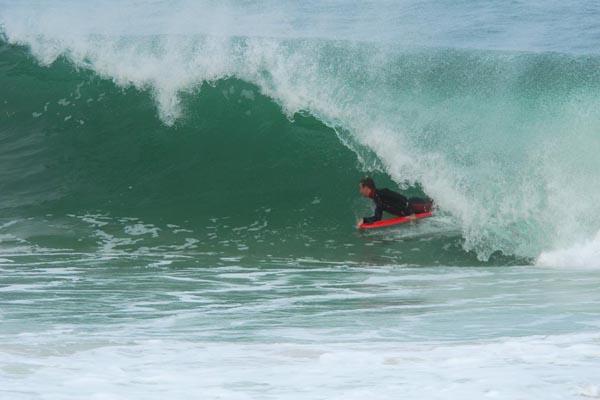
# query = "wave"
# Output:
<box><xmin>537</xmin><ymin>232</ymin><xmax>600</xmax><ymax>268</ymax></box>
<box><xmin>1</xmin><ymin>13</ymin><xmax>600</xmax><ymax>264</ymax></box>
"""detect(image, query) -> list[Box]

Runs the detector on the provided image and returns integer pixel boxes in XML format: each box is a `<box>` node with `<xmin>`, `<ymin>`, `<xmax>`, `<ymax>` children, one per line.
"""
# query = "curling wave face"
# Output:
<box><xmin>1</xmin><ymin>1</ymin><xmax>600</xmax><ymax>265</ymax></box>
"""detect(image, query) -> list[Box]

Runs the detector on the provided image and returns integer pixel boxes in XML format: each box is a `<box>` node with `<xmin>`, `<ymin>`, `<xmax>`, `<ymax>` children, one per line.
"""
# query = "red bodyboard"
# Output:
<box><xmin>359</xmin><ymin>211</ymin><xmax>433</xmax><ymax>230</ymax></box>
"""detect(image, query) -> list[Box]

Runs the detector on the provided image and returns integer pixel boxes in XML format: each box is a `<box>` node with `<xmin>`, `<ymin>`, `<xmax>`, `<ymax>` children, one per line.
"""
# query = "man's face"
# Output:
<box><xmin>359</xmin><ymin>184</ymin><xmax>373</xmax><ymax>198</ymax></box>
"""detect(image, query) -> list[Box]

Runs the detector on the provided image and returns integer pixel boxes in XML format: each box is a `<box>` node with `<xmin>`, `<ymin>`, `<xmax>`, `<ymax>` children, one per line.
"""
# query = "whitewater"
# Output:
<box><xmin>1</xmin><ymin>1</ymin><xmax>600</xmax><ymax>399</ymax></box>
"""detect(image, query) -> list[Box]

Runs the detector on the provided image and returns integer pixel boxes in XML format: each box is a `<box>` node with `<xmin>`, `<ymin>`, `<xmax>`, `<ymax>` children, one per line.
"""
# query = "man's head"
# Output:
<box><xmin>359</xmin><ymin>177</ymin><xmax>376</xmax><ymax>198</ymax></box>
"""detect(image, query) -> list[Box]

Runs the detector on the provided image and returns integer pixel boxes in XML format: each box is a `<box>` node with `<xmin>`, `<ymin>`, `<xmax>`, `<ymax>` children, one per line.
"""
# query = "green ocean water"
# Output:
<box><xmin>2</xmin><ymin>42</ymin><xmax>519</xmax><ymax>266</ymax></box>
<box><xmin>2</xmin><ymin>1</ymin><xmax>600</xmax><ymax>398</ymax></box>
<box><xmin>3</xmin><ymin>41</ymin><xmax>600</xmax><ymax>263</ymax></box>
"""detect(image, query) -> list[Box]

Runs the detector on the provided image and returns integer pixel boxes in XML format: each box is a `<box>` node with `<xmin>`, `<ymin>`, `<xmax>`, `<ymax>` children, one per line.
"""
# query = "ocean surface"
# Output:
<box><xmin>1</xmin><ymin>1</ymin><xmax>600</xmax><ymax>399</ymax></box>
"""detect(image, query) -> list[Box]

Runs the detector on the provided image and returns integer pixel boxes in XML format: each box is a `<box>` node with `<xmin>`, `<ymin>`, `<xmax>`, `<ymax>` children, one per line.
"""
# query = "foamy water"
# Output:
<box><xmin>2</xmin><ymin>255</ymin><xmax>600</xmax><ymax>399</ymax></box>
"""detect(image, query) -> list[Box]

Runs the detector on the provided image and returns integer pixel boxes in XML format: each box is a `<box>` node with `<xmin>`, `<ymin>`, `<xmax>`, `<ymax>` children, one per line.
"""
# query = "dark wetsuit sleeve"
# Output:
<box><xmin>363</xmin><ymin>204</ymin><xmax>383</xmax><ymax>224</ymax></box>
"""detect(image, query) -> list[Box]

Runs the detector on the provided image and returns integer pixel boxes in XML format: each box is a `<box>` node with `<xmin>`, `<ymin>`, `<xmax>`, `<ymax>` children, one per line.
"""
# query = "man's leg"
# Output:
<box><xmin>408</xmin><ymin>197</ymin><xmax>433</xmax><ymax>213</ymax></box>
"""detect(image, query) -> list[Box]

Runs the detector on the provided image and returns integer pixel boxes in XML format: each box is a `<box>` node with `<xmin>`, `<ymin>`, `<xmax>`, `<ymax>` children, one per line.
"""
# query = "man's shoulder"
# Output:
<box><xmin>377</xmin><ymin>188</ymin><xmax>396</xmax><ymax>196</ymax></box>
<box><xmin>378</xmin><ymin>188</ymin><xmax>404</xmax><ymax>199</ymax></box>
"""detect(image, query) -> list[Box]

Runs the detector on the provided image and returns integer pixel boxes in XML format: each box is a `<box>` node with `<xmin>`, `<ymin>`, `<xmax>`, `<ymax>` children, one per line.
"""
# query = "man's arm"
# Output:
<box><xmin>362</xmin><ymin>204</ymin><xmax>383</xmax><ymax>224</ymax></box>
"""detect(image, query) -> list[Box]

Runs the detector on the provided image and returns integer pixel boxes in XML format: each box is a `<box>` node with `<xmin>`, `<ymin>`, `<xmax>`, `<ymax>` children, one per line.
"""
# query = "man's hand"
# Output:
<box><xmin>356</xmin><ymin>219</ymin><xmax>364</xmax><ymax>229</ymax></box>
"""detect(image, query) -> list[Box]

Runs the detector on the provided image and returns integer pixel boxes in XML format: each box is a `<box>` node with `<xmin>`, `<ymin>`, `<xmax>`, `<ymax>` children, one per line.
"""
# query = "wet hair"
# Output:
<box><xmin>360</xmin><ymin>177</ymin><xmax>376</xmax><ymax>190</ymax></box>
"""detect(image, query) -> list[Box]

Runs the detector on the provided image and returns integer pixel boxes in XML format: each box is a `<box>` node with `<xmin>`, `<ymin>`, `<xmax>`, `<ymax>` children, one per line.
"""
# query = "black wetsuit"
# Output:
<box><xmin>363</xmin><ymin>189</ymin><xmax>432</xmax><ymax>224</ymax></box>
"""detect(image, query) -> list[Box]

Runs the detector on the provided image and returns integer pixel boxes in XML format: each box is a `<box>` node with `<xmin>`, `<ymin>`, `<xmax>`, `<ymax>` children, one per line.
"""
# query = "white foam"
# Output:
<box><xmin>536</xmin><ymin>231</ymin><xmax>600</xmax><ymax>268</ymax></box>
<box><xmin>1</xmin><ymin>334</ymin><xmax>599</xmax><ymax>400</ymax></box>
<box><xmin>124</xmin><ymin>223</ymin><xmax>160</xmax><ymax>238</ymax></box>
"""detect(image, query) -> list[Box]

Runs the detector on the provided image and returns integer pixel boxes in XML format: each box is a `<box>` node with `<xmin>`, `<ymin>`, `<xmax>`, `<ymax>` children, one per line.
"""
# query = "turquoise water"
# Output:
<box><xmin>3</xmin><ymin>258</ymin><xmax>600</xmax><ymax>399</ymax></box>
<box><xmin>1</xmin><ymin>1</ymin><xmax>600</xmax><ymax>398</ymax></box>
